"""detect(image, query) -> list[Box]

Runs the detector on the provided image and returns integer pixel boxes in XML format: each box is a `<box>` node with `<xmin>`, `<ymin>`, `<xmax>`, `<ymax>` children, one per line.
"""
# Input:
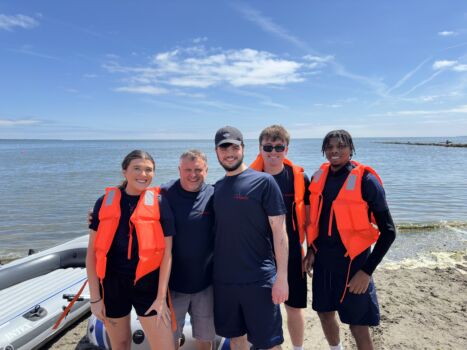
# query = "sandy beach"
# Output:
<box><xmin>45</xmin><ymin>253</ymin><xmax>467</xmax><ymax>350</ymax></box>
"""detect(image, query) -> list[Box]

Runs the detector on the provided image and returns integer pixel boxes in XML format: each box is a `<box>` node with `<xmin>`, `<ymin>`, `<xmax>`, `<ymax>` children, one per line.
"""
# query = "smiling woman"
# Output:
<box><xmin>86</xmin><ymin>149</ymin><xmax>176</xmax><ymax>350</ymax></box>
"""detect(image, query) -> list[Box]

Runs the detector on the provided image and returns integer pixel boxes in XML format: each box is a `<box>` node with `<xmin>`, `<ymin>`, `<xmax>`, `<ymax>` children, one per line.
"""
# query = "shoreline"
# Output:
<box><xmin>378</xmin><ymin>141</ymin><xmax>467</xmax><ymax>148</ymax></box>
<box><xmin>45</xmin><ymin>256</ymin><xmax>467</xmax><ymax>350</ymax></box>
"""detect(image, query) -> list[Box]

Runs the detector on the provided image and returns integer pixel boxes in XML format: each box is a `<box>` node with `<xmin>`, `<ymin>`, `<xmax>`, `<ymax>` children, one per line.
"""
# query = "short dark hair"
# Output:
<box><xmin>259</xmin><ymin>125</ymin><xmax>290</xmax><ymax>145</ymax></box>
<box><xmin>321</xmin><ymin>130</ymin><xmax>356</xmax><ymax>156</ymax></box>
<box><xmin>179</xmin><ymin>149</ymin><xmax>207</xmax><ymax>163</ymax></box>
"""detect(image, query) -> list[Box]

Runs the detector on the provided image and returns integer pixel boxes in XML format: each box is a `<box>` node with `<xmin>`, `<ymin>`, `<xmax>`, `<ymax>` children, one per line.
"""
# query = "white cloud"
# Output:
<box><xmin>105</xmin><ymin>46</ymin><xmax>318</xmax><ymax>95</ymax></box>
<box><xmin>115</xmin><ymin>85</ymin><xmax>169</xmax><ymax>95</ymax></box>
<box><xmin>452</xmin><ymin>64</ymin><xmax>467</xmax><ymax>72</ymax></box>
<box><xmin>0</xmin><ymin>14</ymin><xmax>39</xmax><ymax>31</ymax></box>
<box><xmin>432</xmin><ymin>60</ymin><xmax>467</xmax><ymax>72</ymax></box>
<box><xmin>433</xmin><ymin>60</ymin><xmax>458</xmax><ymax>70</ymax></box>
<box><xmin>0</xmin><ymin>119</ymin><xmax>40</xmax><ymax>126</ymax></box>
<box><xmin>438</xmin><ymin>31</ymin><xmax>458</xmax><ymax>37</ymax></box>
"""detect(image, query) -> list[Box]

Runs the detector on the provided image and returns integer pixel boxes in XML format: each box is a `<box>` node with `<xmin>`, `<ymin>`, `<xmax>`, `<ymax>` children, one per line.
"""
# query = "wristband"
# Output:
<box><xmin>90</xmin><ymin>297</ymin><xmax>102</xmax><ymax>304</ymax></box>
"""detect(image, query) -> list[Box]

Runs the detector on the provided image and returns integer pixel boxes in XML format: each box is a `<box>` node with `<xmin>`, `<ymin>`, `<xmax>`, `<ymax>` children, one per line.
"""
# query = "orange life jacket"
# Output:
<box><xmin>307</xmin><ymin>160</ymin><xmax>382</xmax><ymax>257</ymax></box>
<box><xmin>307</xmin><ymin>160</ymin><xmax>383</xmax><ymax>301</ymax></box>
<box><xmin>94</xmin><ymin>187</ymin><xmax>166</xmax><ymax>284</ymax></box>
<box><xmin>250</xmin><ymin>154</ymin><xmax>307</xmax><ymax>245</ymax></box>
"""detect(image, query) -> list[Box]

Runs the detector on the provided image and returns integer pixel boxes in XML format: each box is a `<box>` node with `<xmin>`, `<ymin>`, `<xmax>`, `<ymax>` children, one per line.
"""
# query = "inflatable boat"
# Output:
<box><xmin>0</xmin><ymin>235</ymin><xmax>90</xmax><ymax>350</ymax></box>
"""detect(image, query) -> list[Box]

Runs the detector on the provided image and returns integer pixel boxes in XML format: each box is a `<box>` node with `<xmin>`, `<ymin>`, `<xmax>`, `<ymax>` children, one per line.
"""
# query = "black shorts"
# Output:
<box><xmin>102</xmin><ymin>268</ymin><xmax>160</xmax><ymax>318</ymax></box>
<box><xmin>312</xmin><ymin>258</ymin><xmax>380</xmax><ymax>326</ymax></box>
<box><xmin>285</xmin><ymin>244</ymin><xmax>307</xmax><ymax>308</ymax></box>
<box><xmin>214</xmin><ymin>281</ymin><xmax>283</xmax><ymax>349</ymax></box>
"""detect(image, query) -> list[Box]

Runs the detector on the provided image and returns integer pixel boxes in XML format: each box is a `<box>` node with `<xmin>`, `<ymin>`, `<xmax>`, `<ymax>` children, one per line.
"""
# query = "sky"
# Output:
<box><xmin>1</xmin><ymin>0</ymin><xmax>467</xmax><ymax>139</ymax></box>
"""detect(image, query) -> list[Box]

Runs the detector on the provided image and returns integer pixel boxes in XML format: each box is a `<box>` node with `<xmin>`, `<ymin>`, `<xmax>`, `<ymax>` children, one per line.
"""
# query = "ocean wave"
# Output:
<box><xmin>396</xmin><ymin>220</ymin><xmax>467</xmax><ymax>232</ymax></box>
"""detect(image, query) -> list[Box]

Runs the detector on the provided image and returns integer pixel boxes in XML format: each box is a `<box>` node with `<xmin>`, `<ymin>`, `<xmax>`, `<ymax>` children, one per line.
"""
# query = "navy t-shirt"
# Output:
<box><xmin>160</xmin><ymin>180</ymin><xmax>215</xmax><ymax>294</ymax></box>
<box><xmin>90</xmin><ymin>189</ymin><xmax>176</xmax><ymax>277</ymax></box>
<box><xmin>272</xmin><ymin>165</ymin><xmax>310</xmax><ymax>258</ymax></box>
<box><xmin>314</xmin><ymin>162</ymin><xmax>388</xmax><ymax>271</ymax></box>
<box><xmin>213</xmin><ymin>168</ymin><xmax>286</xmax><ymax>284</ymax></box>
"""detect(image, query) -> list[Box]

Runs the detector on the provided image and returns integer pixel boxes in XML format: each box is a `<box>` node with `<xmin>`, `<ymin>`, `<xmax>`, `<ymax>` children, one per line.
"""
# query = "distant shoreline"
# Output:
<box><xmin>379</xmin><ymin>141</ymin><xmax>467</xmax><ymax>148</ymax></box>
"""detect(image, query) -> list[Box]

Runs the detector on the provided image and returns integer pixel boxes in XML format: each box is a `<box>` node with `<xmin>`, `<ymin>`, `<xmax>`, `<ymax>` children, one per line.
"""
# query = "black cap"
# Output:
<box><xmin>214</xmin><ymin>126</ymin><xmax>244</xmax><ymax>147</ymax></box>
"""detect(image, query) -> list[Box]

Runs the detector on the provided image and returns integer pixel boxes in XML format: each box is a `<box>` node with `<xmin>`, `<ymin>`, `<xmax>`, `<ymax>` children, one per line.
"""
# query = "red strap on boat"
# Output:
<box><xmin>52</xmin><ymin>279</ymin><xmax>88</xmax><ymax>330</ymax></box>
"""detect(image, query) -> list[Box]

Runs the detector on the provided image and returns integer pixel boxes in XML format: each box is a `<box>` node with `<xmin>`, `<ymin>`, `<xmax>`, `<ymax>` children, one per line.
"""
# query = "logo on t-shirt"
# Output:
<box><xmin>233</xmin><ymin>194</ymin><xmax>249</xmax><ymax>200</ymax></box>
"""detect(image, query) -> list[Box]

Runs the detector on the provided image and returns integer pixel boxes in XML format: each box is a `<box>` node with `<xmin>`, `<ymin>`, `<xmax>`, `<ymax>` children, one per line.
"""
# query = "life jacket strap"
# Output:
<box><xmin>128</xmin><ymin>221</ymin><xmax>134</xmax><ymax>260</ymax></box>
<box><xmin>328</xmin><ymin>205</ymin><xmax>334</xmax><ymax>236</ymax></box>
<box><xmin>167</xmin><ymin>289</ymin><xmax>177</xmax><ymax>332</ymax></box>
<box><xmin>339</xmin><ymin>259</ymin><xmax>352</xmax><ymax>303</ymax></box>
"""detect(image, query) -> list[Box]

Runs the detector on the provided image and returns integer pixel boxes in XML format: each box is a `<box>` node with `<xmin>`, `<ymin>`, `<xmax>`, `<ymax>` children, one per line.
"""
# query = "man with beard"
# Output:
<box><xmin>212</xmin><ymin>126</ymin><xmax>289</xmax><ymax>350</ymax></box>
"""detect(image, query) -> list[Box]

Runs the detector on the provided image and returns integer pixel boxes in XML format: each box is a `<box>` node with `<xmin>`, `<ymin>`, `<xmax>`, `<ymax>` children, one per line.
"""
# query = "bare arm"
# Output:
<box><xmin>302</xmin><ymin>204</ymin><xmax>315</xmax><ymax>276</ymax></box>
<box><xmin>268</xmin><ymin>214</ymin><xmax>288</xmax><ymax>304</ymax></box>
<box><xmin>85</xmin><ymin>230</ymin><xmax>105</xmax><ymax>320</ymax></box>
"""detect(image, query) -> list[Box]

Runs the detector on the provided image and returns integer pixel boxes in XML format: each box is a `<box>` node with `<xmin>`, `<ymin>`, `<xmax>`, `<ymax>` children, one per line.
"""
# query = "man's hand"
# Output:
<box><xmin>348</xmin><ymin>270</ymin><xmax>370</xmax><ymax>294</ymax></box>
<box><xmin>272</xmin><ymin>274</ymin><xmax>288</xmax><ymax>305</ymax></box>
<box><xmin>302</xmin><ymin>248</ymin><xmax>315</xmax><ymax>277</ymax></box>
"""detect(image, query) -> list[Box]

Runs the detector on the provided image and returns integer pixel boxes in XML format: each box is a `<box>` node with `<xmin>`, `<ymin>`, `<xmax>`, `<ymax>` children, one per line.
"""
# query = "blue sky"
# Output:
<box><xmin>1</xmin><ymin>0</ymin><xmax>467</xmax><ymax>139</ymax></box>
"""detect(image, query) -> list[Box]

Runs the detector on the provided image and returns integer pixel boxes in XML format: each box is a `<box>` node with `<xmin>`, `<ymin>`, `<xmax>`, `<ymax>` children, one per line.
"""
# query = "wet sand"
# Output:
<box><xmin>45</xmin><ymin>260</ymin><xmax>467</xmax><ymax>349</ymax></box>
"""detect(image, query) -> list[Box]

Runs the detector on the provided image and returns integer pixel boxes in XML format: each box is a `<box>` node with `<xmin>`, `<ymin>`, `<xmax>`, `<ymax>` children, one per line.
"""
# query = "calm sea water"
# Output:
<box><xmin>1</xmin><ymin>137</ymin><xmax>466</xmax><ymax>262</ymax></box>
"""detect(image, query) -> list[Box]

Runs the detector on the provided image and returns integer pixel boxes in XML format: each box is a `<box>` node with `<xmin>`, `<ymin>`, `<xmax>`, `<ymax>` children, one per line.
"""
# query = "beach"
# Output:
<box><xmin>45</xmin><ymin>252</ymin><xmax>467</xmax><ymax>350</ymax></box>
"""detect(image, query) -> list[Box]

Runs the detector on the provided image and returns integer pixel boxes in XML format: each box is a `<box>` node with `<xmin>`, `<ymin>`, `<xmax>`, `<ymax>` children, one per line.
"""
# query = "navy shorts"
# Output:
<box><xmin>214</xmin><ymin>281</ymin><xmax>284</xmax><ymax>348</ymax></box>
<box><xmin>312</xmin><ymin>262</ymin><xmax>380</xmax><ymax>326</ymax></box>
<box><xmin>285</xmin><ymin>245</ymin><xmax>307</xmax><ymax>308</ymax></box>
<box><xmin>102</xmin><ymin>268</ymin><xmax>160</xmax><ymax>318</ymax></box>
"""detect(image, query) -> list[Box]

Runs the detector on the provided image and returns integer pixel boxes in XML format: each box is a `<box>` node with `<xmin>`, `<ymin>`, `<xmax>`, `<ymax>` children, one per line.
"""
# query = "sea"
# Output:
<box><xmin>1</xmin><ymin>137</ymin><xmax>466</xmax><ymax>268</ymax></box>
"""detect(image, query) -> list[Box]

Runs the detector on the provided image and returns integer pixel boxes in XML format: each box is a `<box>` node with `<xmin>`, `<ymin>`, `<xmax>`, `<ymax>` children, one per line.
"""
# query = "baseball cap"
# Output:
<box><xmin>214</xmin><ymin>126</ymin><xmax>244</xmax><ymax>147</ymax></box>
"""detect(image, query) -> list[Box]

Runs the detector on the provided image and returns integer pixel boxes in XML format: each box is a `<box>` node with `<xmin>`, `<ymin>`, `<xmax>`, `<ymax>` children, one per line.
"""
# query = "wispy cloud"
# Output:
<box><xmin>8</xmin><ymin>45</ymin><xmax>60</xmax><ymax>60</ymax></box>
<box><xmin>433</xmin><ymin>60</ymin><xmax>458</xmax><ymax>70</ymax></box>
<box><xmin>235</xmin><ymin>3</ymin><xmax>312</xmax><ymax>52</ymax></box>
<box><xmin>386</xmin><ymin>56</ymin><xmax>432</xmax><ymax>95</ymax></box>
<box><xmin>373</xmin><ymin>104</ymin><xmax>467</xmax><ymax>117</ymax></box>
<box><xmin>0</xmin><ymin>119</ymin><xmax>41</xmax><ymax>126</ymax></box>
<box><xmin>235</xmin><ymin>3</ymin><xmax>388</xmax><ymax>96</ymax></box>
<box><xmin>438</xmin><ymin>31</ymin><xmax>459</xmax><ymax>37</ymax></box>
<box><xmin>104</xmin><ymin>46</ymin><xmax>325</xmax><ymax>96</ymax></box>
<box><xmin>432</xmin><ymin>59</ymin><xmax>467</xmax><ymax>72</ymax></box>
<box><xmin>0</xmin><ymin>14</ymin><xmax>39</xmax><ymax>31</ymax></box>
<box><xmin>115</xmin><ymin>85</ymin><xmax>169</xmax><ymax>95</ymax></box>
<box><xmin>314</xmin><ymin>103</ymin><xmax>341</xmax><ymax>108</ymax></box>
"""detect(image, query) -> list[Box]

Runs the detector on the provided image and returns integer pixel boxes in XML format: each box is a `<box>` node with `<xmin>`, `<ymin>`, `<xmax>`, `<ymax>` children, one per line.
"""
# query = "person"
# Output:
<box><xmin>86</xmin><ymin>150</ymin><xmax>176</xmax><ymax>350</ymax></box>
<box><xmin>303</xmin><ymin>130</ymin><xmax>396</xmax><ymax>350</ymax></box>
<box><xmin>250</xmin><ymin>125</ymin><xmax>309</xmax><ymax>350</ymax></box>
<box><xmin>160</xmin><ymin>150</ymin><xmax>216</xmax><ymax>350</ymax></box>
<box><xmin>212</xmin><ymin>126</ymin><xmax>289</xmax><ymax>350</ymax></box>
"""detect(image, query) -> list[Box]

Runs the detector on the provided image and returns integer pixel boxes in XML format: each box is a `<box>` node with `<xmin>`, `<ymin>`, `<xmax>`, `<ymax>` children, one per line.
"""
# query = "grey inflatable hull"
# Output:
<box><xmin>0</xmin><ymin>235</ymin><xmax>90</xmax><ymax>350</ymax></box>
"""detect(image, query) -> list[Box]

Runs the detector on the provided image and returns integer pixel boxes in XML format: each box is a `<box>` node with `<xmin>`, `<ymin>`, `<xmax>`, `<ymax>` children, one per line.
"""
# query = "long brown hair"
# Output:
<box><xmin>120</xmin><ymin>150</ymin><xmax>155</xmax><ymax>188</ymax></box>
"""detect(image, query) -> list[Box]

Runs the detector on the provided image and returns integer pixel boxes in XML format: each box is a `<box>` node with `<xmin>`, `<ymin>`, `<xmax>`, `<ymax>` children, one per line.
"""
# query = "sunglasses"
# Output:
<box><xmin>262</xmin><ymin>144</ymin><xmax>286</xmax><ymax>153</ymax></box>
